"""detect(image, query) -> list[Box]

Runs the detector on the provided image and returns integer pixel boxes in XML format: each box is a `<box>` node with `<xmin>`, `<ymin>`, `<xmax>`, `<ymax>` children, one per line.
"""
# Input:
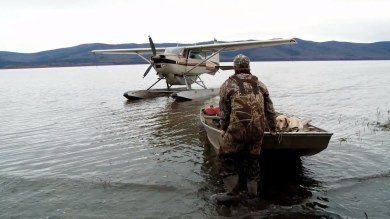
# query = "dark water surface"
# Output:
<box><xmin>1</xmin><ymin>61</ymin><xmax>389</xmax><ymax>218</ymax></box>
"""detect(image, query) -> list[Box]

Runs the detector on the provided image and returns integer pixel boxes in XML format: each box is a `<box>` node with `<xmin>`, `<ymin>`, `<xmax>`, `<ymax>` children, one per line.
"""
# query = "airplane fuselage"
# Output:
<box><xmin>154</xmin><ymin>49</ymin><xmax>219</xmax><ymax>85</ymax></box>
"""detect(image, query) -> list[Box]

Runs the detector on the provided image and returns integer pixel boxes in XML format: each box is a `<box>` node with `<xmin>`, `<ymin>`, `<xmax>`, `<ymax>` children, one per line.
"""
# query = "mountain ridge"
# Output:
<box><xmin>1</xmin><ymin>38</ymin><xmax>390</xmax><ymax>69</ymax></box>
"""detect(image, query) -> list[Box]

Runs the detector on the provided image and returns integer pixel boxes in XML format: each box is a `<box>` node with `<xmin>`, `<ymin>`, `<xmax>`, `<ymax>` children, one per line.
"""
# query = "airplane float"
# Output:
<box><xmin>92</xmin><ymin>36</ymin><xmax>296</xmax><ymax>100</ymax></box>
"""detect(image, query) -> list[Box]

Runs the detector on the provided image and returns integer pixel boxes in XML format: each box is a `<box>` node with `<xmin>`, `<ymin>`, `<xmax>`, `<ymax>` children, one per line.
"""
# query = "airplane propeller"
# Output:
<box><xmin>149</xmin><ymin>36</ymin><xmax>156</xmax><ymax>56</ymax></box>
<box><xmin>143</xmin><ymin>36</ymin><xmax>157</xmax><ymax>78</ymax></box>
<box><xmin>143</xmin><ymin>64</ymin><xmax>154</xmax><ymax>78</ymax></box>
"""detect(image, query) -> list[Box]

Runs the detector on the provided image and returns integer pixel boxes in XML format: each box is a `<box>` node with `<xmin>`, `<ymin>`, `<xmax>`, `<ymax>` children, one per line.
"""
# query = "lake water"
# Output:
<box><xmin>0</xmin><ymin>61</ymin><xmax>389</xmax><ymax>218</ymax></box>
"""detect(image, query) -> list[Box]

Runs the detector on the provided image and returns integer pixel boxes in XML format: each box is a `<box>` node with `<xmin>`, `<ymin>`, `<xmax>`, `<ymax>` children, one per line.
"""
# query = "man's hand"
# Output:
<box><xmin>220</xmin><ymin>130</ymin><xmax>225</xmax><ymax>136</ymax></box>
<box><xmin>270</xmin><ymin>130</ymin><xmax>277</xmax><ymax>137</ymax></box>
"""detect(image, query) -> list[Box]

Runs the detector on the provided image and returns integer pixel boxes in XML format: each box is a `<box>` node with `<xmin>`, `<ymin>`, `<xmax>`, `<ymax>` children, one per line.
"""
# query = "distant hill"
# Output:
<box><xmin>1</xmin><ymin>39</ymin><xmax>390</xmax><ymax>69</ymax></box>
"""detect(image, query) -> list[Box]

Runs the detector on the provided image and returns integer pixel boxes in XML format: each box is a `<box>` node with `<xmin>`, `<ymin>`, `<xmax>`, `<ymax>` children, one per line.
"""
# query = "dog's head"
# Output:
<box><xmin>276</xmin><ymin>115</ymin><xmax>289</xmax><ymax>131</ymax></box>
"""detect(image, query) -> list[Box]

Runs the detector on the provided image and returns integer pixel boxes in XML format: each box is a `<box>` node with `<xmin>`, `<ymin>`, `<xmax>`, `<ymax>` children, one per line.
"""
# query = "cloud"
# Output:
<box><xmin>1</xmin><ymin>0</ymin><xmax>390</xmax><ymax>52</ymax></box>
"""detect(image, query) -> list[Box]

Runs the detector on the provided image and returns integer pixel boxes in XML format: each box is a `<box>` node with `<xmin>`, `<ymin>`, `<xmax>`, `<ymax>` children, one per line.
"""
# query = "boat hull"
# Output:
<box><xmin>200</xmin><ymin>111</ymin><xmax>332</xmax><ymax>157</ymax></box>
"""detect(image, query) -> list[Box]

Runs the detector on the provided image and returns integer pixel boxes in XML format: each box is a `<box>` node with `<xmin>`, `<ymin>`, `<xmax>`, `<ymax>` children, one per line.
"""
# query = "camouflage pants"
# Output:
<box><xmin>219</xmin><ymin>123</ymin><xmax>264</xmax><ymax>181</ymax></box>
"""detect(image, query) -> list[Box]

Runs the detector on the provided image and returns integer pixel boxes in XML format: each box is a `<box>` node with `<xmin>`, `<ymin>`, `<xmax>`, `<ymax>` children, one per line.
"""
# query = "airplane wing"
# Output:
<box><xmin>183</xmin><ymin>38</ymin><xmax>296</xmax><ymax>52</ymax></box>
<box><xmin>91</xmin><ymin>47</ymin><xmax>165</xmax><ymax>55</ymax></box>
<box><xmin>91</xmin><ymin>38</ymin><xmax>296</xmax><ymax>54</ymax></box>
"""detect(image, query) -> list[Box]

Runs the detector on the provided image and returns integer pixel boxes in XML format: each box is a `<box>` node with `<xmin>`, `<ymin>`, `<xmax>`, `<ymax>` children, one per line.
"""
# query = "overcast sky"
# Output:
<box><xmin>1</xmin><ymin>0</ymin><xmax>389</xmax><ymax>53</ymax></box>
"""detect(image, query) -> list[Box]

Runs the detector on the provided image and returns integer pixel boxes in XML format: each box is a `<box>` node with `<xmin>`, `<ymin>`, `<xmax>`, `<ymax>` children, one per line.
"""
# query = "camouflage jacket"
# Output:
<box><xmin>219</xmin><ymin>72</ymin><xmax>277</xmax><ymax>132</ymax></box>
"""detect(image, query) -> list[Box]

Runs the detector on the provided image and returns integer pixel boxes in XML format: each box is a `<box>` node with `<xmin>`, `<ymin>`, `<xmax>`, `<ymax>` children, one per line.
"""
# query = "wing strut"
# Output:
<box><xmin>147</xmin><ymin>78</ymin><xmax>163</xmax><ymax>90</ymax></box>
<box><xmin>136</xmin><ymin>53</ymin><xmax>151</xmax><ymax>64</ymax></box>
<box><xmin>184</xmin><ymin>47</ymin><xmax>226</xmax><ymax>75</ymax></box>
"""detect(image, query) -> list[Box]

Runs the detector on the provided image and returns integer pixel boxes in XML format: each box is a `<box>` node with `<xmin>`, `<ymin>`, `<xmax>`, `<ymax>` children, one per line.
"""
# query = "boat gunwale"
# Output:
<box><xmin>200</xmin><ymin>111</ymin><xmax>333</xmax><ymax>136</ymax></box>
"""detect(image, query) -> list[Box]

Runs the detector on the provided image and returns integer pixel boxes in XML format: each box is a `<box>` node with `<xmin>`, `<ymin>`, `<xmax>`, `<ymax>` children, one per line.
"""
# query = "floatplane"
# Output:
<box><xmin>92</xmin><ymin>36</ymin><xmax>296</xmax><ymax>100</ymax></box>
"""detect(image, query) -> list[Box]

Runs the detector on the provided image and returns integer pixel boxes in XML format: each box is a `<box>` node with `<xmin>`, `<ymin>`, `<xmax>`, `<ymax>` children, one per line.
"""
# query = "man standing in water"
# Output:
<box><xmin>214</xmin><ymin>54</ymin><xmax>277</xmax><ymax>204</ymax></box>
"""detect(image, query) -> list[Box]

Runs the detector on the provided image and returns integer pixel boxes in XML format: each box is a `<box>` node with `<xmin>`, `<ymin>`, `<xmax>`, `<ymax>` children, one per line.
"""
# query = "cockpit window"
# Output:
<box><xmin>164</xmin><ymin>47</ymin><xmax>184</xmax><ymax>55</ymax></box>
<box><xmin>189</xmin><ymin>51</ymin><xmax>205</xmax><ymax>59</ymax></box>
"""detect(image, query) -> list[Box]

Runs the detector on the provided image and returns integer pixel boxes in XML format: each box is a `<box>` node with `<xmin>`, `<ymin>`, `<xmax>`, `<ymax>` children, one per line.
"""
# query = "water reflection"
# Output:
<box><xmin>260</xmin><ymin>156</ymin><xmax>317</xmax><ymax>205</ymax></box>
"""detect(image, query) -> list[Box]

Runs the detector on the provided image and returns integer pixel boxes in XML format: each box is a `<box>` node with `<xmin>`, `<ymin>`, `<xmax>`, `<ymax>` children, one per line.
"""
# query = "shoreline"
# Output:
<box><xmin>2</xmin><ymin>59</ymin><xmax>390</xmax><ymax>70</ymax></box>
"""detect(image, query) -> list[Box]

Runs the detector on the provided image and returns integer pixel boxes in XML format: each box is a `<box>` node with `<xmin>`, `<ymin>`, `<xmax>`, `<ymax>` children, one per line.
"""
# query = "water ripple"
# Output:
<box><xmin>1</xmin><ymin>62</ymin><xmax>390</xmax><ymax>218</ymax></box>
